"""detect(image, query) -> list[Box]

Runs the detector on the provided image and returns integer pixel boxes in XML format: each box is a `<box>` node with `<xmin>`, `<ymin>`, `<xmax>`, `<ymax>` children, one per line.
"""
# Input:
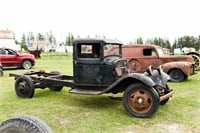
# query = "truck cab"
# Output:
<box><xmin>73</xmin><ymin>39</ymin><xmax>128</xmax><ymax>88</ymax></box>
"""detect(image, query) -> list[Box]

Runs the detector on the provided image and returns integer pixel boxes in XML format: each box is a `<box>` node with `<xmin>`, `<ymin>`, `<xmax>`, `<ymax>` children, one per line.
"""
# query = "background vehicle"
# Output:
<box><xmin>113</xmin><ymin>44</ymin><xmax>195</xmax><ymax>82</ymax></box>
<box><xmin>10</xmin><ymin>39</ymin><xmax>174</xmax><ymax>118</ymax></box>
<box><xmin>173</xmin><ymin>47</ymin><xmax>200</xmax><ymax>70</ymax></box>
<box><xmin>0</xmin><ymin>48</ymin><xmax>35</xmax><ymax>69</ymax></box>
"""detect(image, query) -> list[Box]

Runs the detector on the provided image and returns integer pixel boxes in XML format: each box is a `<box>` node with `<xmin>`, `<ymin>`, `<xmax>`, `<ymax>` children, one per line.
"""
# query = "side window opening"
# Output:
<box><xmin>77</xmin><ymin>43</ymin><xmax>100</xmax><ymax>58</ymax></box>
<box><xmin>143</xmin><ymin>49</ymin><xmax>156</xmax><ymax>56</ymax></box>
<box><xmin>0</xmin><ymin>49</ymin><xmax>6</xmax><ymax>54</ymax></box>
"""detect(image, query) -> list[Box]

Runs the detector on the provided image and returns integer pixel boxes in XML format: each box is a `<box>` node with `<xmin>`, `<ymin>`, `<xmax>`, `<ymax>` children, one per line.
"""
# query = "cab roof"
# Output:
<box><xmin>73</xmin><ymin>38</ymin><xmax>123</xmax><ymax>45</ymax></box>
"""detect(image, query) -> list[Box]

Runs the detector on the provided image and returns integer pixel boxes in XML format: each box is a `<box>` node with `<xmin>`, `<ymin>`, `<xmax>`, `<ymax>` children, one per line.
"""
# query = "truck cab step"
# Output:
<box><xmin>69</xmin><ymin>88</ymin><xmax>102</xmax><ymax>95</ymax></box>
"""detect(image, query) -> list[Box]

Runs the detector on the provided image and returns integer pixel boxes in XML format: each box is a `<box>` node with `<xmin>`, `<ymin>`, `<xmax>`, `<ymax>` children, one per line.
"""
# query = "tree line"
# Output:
<box><xmin>16</xmin><ymin>32</ymin><xmax>200</xmax><ymax>51</ymax></box>
<box><xmin>133</xmin><ymin>35</ymin><xmax>200</xmax><ymax>51</ymax></box>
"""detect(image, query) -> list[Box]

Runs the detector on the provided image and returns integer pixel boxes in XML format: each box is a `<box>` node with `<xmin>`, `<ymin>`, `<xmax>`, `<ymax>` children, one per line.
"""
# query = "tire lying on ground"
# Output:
<box><xmin>0</xmin><ymin>115</ymin><xmax>52</xmax><ymax>133</ymax></box>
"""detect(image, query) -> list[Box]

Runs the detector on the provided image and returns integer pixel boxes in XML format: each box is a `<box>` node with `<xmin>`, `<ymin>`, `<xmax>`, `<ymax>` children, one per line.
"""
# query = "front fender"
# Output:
<box><xmin>162</xmin><ymin>61</ymin><xmax>194</xmax><ymax>76</ymax></box>
<box><xmin>130</xmin><ymin>73</ymin><xmax>155</xmax><ymax>87</ymax></box>
<box><xmin>102</xmin><ymin>73</ymin><xmax>155</xmax><ymax>94</ymax></box>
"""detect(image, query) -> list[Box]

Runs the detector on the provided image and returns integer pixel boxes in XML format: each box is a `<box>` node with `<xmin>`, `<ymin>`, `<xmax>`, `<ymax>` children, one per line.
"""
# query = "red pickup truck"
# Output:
<box><xmin>0</xmin><ymin>48</ymin><xmax>35</xmax><ymax>69</ymax></box>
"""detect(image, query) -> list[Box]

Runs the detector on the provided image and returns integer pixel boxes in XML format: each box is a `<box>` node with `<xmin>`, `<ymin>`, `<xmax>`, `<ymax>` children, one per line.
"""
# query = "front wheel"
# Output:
<box><xmin>123</xmin><ymin>83</ymin><xmax>160</xmax><ymax>118</ymax></box>
<box><xmin>22</xmin><ymin>60</ymin><xmax>32</xmax><ymax>69</ymax></box>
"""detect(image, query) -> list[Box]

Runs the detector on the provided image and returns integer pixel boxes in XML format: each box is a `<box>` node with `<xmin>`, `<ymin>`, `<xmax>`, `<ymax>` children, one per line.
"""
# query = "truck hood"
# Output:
<box><xmin>160</xmin><ymin>55</ymin><xmax>193</xmax><ymax>63</ymax></box>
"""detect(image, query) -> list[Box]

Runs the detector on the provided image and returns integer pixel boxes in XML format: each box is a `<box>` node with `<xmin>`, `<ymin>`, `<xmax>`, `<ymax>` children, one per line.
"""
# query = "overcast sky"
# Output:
<box><xmin>0</xmin><ymin>0</ymin><xmax>199</xmax><ymax>43</ymax></box>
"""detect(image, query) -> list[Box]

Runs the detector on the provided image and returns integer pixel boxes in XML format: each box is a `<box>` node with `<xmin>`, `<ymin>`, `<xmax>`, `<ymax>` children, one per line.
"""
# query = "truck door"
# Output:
<box><xmin>0</xmin><ymin>48</ymin><xmax>18</xmax><ymax>67</ymax></box>
<box><xmin>74</xmin><ymin>43</ymin><xmax>103</xmax><ymax>85</ymax></box>
<box><xmin>141</xmin><ymin>48</ymin><xmax>161</xmax><ymax>71</ymax></box>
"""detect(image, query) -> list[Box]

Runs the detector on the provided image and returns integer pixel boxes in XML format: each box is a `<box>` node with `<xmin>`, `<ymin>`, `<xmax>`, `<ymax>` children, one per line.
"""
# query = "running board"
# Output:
<box><xmin>69</xmin><ymin>88</ymin><xmax>102</xmax><ymax>95</ymax></box>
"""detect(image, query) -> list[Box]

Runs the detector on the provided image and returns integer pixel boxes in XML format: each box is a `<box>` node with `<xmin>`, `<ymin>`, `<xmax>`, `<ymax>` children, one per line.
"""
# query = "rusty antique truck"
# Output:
<box><xmin>10</xmin><ymin>39</ymin><xmax>174</xmax><ymax>118</ymax></box>
<box><xmin>108</xmin><ymin>44</ymin><xmax>195</xmax><ymax>82</ymax></box>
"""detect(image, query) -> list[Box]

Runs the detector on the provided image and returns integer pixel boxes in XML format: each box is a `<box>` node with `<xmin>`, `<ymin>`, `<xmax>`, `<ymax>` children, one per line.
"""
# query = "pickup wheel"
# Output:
<box><xmin>15</xmin><ymin>75</ymin><xmax>34</xmax><ymax>98</ymax></box>
<box><xmin>123</xmin><ymin>83</ymin><xmax>160</xmax><ymax>118</ymax></box>
<box><xmin>169</xmin><ymin>69</ymin><xmax>185</xmax><ymax>82</ymax></box>
<box><xmin>49</xmin><ymin>71</ymin><xmax>63</xmax><ymax>91</ymax></box>
<box><xmin>22</xmin><ymin>60</ymin><xmax>32</xmax><ymax>69</ymax></box>
<box><xmin>0</xmin><ymin>115</ymin><xmax>52</xmax><ymax>133</ymax></box>
<box><xmin>0</xmin><ymin>68</ymin><xmax>3</xmax><ymax>77</ymax></box>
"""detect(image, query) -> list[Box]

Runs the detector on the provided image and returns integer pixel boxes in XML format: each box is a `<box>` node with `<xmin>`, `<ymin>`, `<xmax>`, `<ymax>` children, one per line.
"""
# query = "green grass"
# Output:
<box><xmin>0</xmin><ymin>53</ymin><xmax>200</xmax><ymax>133</ymax></box>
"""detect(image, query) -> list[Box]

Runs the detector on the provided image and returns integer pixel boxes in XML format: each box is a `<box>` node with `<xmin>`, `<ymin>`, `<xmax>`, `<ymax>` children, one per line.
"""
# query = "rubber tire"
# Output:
<box><xmin>0</xmin><ymin>68</ymin><xmax>3</xmax><ymax>77</ymax></box>
<box><xmin>160</xmin><ymin>84</ymin><xmax>170</xmax><ymax>105</ymax></box>
<box><xmin>49</xmin><ymin>71</ymin><xmax>63</xmax><ymax>91</ymax></box>
<box><xmin>0</xmin><ymin>115</ymin><xmax>52</xmax><ymax>133</ymax></box>
<box><xmin>169</xmin><ymin>69</ymin><xmax>185</xmax><ymax>82</ymax></box>
<box><xmin>123</xmin><ymin>83</ymin><xmax>160</xmax><ymax>118</ymax></box>
<box><xmin>22</xmin><ymin>60</ymin><xmax>32</xmax><ymax>69</ymax></box>
<box><xmin>191</xmin><ymin>54</ymin><xmax>200</xmax><ymax>71</ymax></box>
<box><xmin>15</xmin><ymin>75</ymin><xmax>35</xmax><ymax>98</ymax></box>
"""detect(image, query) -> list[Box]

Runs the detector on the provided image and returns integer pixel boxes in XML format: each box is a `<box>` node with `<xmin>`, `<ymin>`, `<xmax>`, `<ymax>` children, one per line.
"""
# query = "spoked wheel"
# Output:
<box><xmin>49</xmin><ymin>71</ymin><xmax>63</xmax><ymax>91</ymax></box>
<box><xmin>191</xmin><ymin>54</ymin><xmax>200</xmax><ymax>70</ymax></box>
<box><xmin>0</xmin><ymin>115</ymin><xmax>52</xmax><ymax>133</ymax></box>
<box><xmin>169</xmin><ymin>69</ymin><xmax>185</xmax><ymax>82</ymax></box>
<box><xmin>123</xmin><ymin>83</ymin><xmax>160</xmax><ymax>118</ymax></box>
<box><xmin>15</xmin><ymin>75</ymin><xmax>34</xmax><ymax>98</ymax></box>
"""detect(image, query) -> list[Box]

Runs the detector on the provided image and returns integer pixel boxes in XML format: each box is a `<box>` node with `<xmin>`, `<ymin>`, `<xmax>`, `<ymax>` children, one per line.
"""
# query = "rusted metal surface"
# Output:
<box><xmin>128</xmin><ymin>89</ymin><xmax>153</xmax><ymax>113</ymax></box>
<box><xmin>120</xmin><ymin>44</ymin><xmax>194</xmax><ymax>77</ymax></box>
<box><xmin>162</xmin><ymin>61</ymin><xmax>194</xmax><ymax>76</ymax></box>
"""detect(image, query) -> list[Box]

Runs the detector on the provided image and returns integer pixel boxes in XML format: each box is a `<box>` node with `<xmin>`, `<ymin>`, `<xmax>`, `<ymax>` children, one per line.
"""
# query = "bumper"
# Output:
<box><xmin>160</xmin><ymin>90</ymin><xmax>175</xmax><ymax>102</ymax></box>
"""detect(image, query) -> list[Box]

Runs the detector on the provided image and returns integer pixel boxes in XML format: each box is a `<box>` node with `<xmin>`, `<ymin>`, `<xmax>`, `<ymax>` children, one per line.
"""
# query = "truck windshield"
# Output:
<box><xmin>103</xmin><ymin>44</ymin><xmax>121</xmax><ymax>56</ymax></box>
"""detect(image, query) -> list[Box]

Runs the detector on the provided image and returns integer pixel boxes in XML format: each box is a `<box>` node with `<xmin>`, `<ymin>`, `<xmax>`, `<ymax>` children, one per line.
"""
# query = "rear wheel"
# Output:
<box><xmin>22</xmin><ymin>60</ymin><xmax>32</xmax><ymax>69</ymax></box>
<box><xmin>15</xmin><ymin>75</ymin><xmax>34</xmax><ymax>98</ymax></box>
<box><xmin>0</xmin><ymin>115</ymin><xmax>52</xmax><ymax>133</ymax></box>
<box><xmin>169</xmin><ymin>69</ymin><xmax>185</xmax><ymax>82</ymax></box>
<box><xmin>123</xmin><ymin>83</ymin><xmax>160</xmax><ymax>118</ymax></box>
<box><xmin>49</xmin><ymin>71</ymin><xmax>63</xmax><ymax>91</ymax></box>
